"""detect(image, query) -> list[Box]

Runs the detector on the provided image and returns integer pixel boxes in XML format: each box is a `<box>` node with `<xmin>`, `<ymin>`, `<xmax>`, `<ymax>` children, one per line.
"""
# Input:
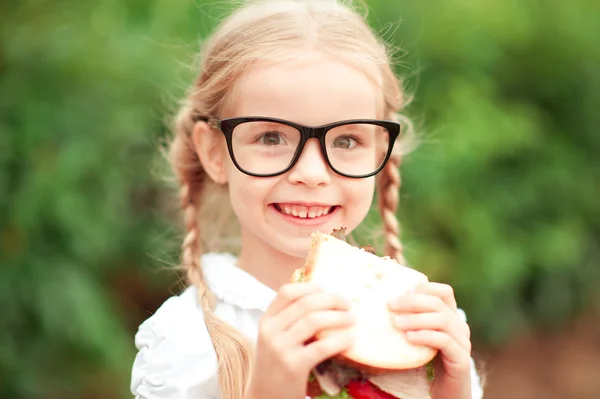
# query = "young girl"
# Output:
<box><xmin>131</xmin><ymin>1</ymin><xmax>483</xmax><ymax>398</ymax></box>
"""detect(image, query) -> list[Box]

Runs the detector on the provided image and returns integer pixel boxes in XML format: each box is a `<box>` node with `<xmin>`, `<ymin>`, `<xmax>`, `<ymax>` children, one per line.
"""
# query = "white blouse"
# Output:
<box><xmin>130</xmin><ymin>252</ymin><xmax>484</xmax><ymax>399</ymax></box>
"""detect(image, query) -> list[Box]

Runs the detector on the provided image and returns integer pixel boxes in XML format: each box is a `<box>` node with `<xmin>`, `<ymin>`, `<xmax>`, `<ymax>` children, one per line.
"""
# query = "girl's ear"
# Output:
<box><xmin>191</xmin><ymin>121</ymin><xmax>229</xmax><ymax>184</ymax></box>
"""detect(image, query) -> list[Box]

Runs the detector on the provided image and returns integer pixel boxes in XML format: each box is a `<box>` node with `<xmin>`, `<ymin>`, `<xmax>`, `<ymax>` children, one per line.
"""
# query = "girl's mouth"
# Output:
<box><xmin>272</xmin><ymin>203</ymin><xmax>338</xmax><ymax>219</ymax></box>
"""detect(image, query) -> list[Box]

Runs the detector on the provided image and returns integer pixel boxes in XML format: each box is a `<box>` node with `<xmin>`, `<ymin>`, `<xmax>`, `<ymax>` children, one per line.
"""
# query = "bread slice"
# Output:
<box><xmin>295</xmin><ymin>232</ymin><xmax>438</xmax><ymax>371</ymax></box>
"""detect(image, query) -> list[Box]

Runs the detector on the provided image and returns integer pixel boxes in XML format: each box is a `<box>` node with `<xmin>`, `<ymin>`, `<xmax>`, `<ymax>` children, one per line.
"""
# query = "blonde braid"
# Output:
<box><xmin>172</xmin><ymin>108</ymin><xmax>253</xmax><ymax>399</ymax></box>
<box><xmin>377</xmin><ymin>150</ymin><xmax>407</xmax><ymax>265</ymax></box>
<box><xmin>180</xmin><ymin>181</ymin><xmax>217</xmax><ymax>309</ymax></box>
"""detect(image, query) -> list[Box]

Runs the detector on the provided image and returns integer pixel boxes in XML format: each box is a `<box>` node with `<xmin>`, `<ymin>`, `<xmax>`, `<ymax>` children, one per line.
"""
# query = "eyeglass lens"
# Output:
<box><xmin>230</xmin><ymin>121</ymin><xmax>390</xmax><ymax>176</ymax></box>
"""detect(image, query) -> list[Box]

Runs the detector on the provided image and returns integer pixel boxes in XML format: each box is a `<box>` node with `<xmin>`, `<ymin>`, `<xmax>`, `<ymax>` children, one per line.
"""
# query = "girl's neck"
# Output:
<box><xmin>236</xmin><ymin>232</ymin><xmax>306</xmax><ymax>292</ymax></box>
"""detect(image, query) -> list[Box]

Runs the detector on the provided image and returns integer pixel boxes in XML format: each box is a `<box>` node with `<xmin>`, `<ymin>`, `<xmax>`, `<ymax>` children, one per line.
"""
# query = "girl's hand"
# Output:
<box><xmin>388</xmin><ymin>283</ymin><xmax>472</xmax><ymax>399</ymax></box>
<box><xmin>245</xmin><ymin>283</ymin><xmax>356</xmax><ymax>399</ymax></box>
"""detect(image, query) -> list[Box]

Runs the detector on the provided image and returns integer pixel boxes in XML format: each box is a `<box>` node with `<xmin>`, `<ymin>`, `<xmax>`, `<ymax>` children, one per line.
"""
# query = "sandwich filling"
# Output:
<box><xmin>310</xmin><ymin>359</ymin><xmax>434</xmax><ymax>399</ymax></box>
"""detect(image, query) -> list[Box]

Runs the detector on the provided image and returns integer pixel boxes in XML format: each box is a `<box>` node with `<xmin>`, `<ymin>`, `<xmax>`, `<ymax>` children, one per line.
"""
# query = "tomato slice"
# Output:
<box><xmin>346</xmin><ymin>380</ymin><xmax>398</xmax><ymax>399</ymax></box>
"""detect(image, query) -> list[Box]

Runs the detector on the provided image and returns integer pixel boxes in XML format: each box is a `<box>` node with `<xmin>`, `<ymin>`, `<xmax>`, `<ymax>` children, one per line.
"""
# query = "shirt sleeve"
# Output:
<box><xmin>131</xmin><ymin>287</ymin><xmax>219</xmax><ymax>399</ymax></box>
<box><xmin>457</xmin><ymin>308</ymin><xmax>484</xmax><ymax>399</ymax></box>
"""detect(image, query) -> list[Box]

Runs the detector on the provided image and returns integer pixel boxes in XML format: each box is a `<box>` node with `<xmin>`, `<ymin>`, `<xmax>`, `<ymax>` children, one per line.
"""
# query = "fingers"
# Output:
<box><xmin>387</xmin><ymin>282</ymin><xmax>473</xmax><ymax>384</ymax></box>
<box><xmin>414</xmin><ymin>282</ymin><xmax>458</xmax><ymax>312</ymax></box>
<box><xmin>388</xmin><ymin>283</ymin><xmax>471</xmax><ymax>352</ymax></box>
<box><xmin>405</xmin><ymin>330</ymin><xmax>472</xmax><ymax>375</ymax></box>
<box><xmin>271</xmin><ymin>290</ymin><xmax>352</xmax><ymax>332</ymax></box>
<box><xmin>388</xmin><ymin>292</ymin><xmax>448</xmax><ymax>314</ymax></box>
<box><xmin>264</xmin><ymin>283</ymin><xmax>322</xmax><ymax>317</ymax></box>
<box><xmin>389</xmin><ymin>283</ymin><xmax>457</xmax><ymax>313</ymax></box>
<box><xmin>257</xmin><ymin>283</ymin><xmax>356</xmax><ymax>378</ymax></box>
<box><xmin>392</xmin><ymin>312</ymin><xmax>471</xmax><ymax>349</ymax></box>
<box><xmin>285</xmin><ymin>309</ymin><xmax>356</xmax><ymax>344</ymax></box>
<box><xmin>302</xmin><ymin>329</ymin><xmax>355</xmax><ymax>367</ymax></box>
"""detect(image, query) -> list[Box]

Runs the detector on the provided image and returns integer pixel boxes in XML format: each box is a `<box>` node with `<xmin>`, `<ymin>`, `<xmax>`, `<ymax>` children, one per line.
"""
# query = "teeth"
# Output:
<box><xmin>278</xmin><ymin>205</ymin><xmax>333</xmax><ymax>219</ymax></box>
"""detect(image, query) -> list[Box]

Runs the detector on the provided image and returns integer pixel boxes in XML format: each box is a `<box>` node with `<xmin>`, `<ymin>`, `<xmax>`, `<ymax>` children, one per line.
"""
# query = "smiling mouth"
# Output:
<box><xmin>273</xmin><ymin>203</ymin><xmax>338</xmax><ymax>219</ymax></box>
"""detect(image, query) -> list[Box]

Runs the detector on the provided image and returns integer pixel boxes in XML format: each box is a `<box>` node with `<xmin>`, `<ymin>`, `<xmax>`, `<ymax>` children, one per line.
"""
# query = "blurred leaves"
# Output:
<box><xmin>0</xmin><ymin>0</ymin><xmax>599</xmax><ymax>398</ymax></box>
<box><xmin>0</xmin><ymin>0</ymin><xmax>202</xmax><ymax>397</ymax></box>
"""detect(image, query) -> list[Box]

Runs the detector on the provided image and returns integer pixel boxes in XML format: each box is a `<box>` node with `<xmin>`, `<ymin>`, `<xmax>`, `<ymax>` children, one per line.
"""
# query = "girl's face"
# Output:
<box><xmin>222</xmin><ymin>54</ymin><xmax>381</xmax><ymax>259</ymax></box>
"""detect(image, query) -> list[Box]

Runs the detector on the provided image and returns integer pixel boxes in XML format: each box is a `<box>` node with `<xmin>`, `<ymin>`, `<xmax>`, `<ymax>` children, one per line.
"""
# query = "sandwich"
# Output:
<box><xmin>292</xmin><ymin>228</ymin><xmax>437</xmax><ymax>399</ymax></box>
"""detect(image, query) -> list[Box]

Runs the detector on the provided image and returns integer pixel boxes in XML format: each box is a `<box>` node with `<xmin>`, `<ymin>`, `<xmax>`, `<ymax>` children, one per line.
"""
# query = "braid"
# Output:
<box><xmin>173</xmin><ymin>110</ymin><xmax>253</xmax><ymax>399</ymax></box>
<box><xmin>377</xmin><ymin>150</ymin><xmax>407</xmax><ymax>265</ymax></box>
<box><xmin>180</xmin><ymin>180</ymin><xmax>218</xmax><ymax>310</ymax></box>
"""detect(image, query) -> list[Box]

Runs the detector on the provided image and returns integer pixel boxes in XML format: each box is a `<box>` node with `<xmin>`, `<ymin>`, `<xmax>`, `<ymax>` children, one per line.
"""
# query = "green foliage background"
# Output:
<box><xmin>1</xmin><ymin>0</ymin><xmax>598</xmax><ymax>398</ymax></box>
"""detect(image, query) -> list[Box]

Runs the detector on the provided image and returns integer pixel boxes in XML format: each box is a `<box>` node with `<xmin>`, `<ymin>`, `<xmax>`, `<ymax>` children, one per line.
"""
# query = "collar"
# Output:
<box><xmin>201</xmin><ymin>252</ymin><xmax>277</xmax><ymax>312</ymax></box>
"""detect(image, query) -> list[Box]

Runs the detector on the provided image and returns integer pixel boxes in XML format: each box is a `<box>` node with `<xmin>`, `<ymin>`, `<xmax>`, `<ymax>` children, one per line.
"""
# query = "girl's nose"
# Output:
<box><xmin>287</xmin><ymin>139</ymin><xmax>332</xmax><ymax>187</ymax></box>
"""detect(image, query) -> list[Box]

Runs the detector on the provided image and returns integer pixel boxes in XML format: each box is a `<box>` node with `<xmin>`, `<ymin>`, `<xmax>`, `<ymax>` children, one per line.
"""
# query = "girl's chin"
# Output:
<box><xmin>273</xmin><ymin>235</ymin><xmax>314</xmax><ymax>259</ymax></box>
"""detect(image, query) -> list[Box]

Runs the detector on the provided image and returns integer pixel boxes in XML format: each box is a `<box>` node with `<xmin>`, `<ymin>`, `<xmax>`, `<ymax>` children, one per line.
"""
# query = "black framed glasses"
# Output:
<box><xmin>193</xmin><ymin>115</ymin><xmax>401</xmax><ymax>178</ymax></box>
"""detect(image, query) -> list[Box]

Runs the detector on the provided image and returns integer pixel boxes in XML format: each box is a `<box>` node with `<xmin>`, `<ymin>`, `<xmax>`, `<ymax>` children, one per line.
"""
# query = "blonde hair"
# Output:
<box><xmin>167</xmin><ymin>0</ymin><xmax>415</xmax><ymax>397</ymax></box>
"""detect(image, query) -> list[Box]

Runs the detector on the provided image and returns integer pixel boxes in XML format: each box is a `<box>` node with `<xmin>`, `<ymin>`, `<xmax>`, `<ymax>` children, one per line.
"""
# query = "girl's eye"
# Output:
<box><xmin>259</xmin><ymin>132</ymin><xmax>285</xmax><ymax>145</ymax></box>
<box><xmin>333</xmin><ymin>135</ymin><xmax>358</xmax><ymax>149</ymax></box>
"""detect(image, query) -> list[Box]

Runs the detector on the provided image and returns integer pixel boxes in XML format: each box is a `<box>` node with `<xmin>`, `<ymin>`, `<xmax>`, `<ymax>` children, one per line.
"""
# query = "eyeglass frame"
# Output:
<box><xmin>192</xmin><ymin>115</ymin><xmax>402</xmax><ymax>178</ymax></box>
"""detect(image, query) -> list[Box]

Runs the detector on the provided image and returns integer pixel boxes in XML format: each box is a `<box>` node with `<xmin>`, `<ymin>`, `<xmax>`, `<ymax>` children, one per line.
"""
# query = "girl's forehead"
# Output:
<box><xmin>222</xmin><ymin>55</ymin><xmax>383</xmax><ymax>124</ymax></box>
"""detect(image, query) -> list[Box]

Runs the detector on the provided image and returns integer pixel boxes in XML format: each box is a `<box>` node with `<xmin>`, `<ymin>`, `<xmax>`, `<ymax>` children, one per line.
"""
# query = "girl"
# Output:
<box><xmin>131</xmin><ymin>1</ymin><xmax>483</xmax><ymax>398</ymax></box>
